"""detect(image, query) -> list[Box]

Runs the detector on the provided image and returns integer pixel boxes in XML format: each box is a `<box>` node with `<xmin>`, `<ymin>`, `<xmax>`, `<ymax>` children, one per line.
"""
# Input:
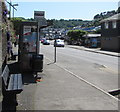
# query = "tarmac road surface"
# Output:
<box><xmin>17</xmin><ymin>44</ymin><xmax>119</xmax><ymax>110</ymax></box>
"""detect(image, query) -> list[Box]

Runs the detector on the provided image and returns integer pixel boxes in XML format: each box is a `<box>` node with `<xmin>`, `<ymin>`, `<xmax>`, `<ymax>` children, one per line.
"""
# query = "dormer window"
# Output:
<box><xmin>112</xmin><ymin>21</ymin><xmax>117</xmax><ymax>29</ymax></box>
<box><xmin>105</xmin><ymin>21</ymin><xmax>109</xmax><ymax>29</ymax></box>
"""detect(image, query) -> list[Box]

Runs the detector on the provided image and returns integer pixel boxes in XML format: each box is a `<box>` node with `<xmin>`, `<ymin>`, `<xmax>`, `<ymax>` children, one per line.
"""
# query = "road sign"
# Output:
<box><xmin>34</xmin><ymin>11</ymin><xmax>47</xmax><ymax>27</ymax></box>
<box><xmin>34</xmin><ymin>11</ymin><xmax>45</xmax><ymax>20</ymax></box>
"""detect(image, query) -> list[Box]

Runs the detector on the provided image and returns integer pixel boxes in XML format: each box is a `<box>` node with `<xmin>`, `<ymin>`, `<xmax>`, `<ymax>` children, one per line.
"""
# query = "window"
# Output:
<box><xmin>112</xmin><ymin>21</ymin><xmax>117</xmax><ymax>29</ymax></box>
<box><xmin>104</xmin><ymin>21</ymin><xmax>109</xmax><ymax>29</ymax></box>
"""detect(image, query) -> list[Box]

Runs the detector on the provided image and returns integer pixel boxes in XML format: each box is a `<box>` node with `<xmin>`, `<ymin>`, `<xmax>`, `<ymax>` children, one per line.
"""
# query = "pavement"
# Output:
<box><xmin>16</xmin><ymin>57</ymin><xmax>118</xmax><ymax>110</ymax></box>
<box><xmin>50</xmin><ymin>40</ymin><xmax>119</xmax><ymax>57</ymax></box>
<box><xmin>7</xmin><ymin>44</ymin><xmax>119</xmax><ymax>110</ymax></box>
<box><xmin>67</xmin><ymin>45</ymin><xmax>119</xmax><ymax>57</ymax></box>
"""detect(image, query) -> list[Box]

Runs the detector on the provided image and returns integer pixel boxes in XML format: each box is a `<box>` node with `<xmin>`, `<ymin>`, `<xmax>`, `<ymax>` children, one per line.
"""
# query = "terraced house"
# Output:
<box><xmin>101</xmin><ymin>13</ymin><xmax>120</xmax><ymax>52</ymax></box>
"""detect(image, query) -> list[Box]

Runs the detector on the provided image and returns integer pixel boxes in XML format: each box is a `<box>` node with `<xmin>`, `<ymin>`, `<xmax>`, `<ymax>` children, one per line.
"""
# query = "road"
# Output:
<box><xmin>40</xmin><ymin>44</ymin><xmax>118</xmax><ymax>92</ymax></box>
<box><xmin>17</xmin><ymin>44</ymin><xmax>119</xmax><ymax>110</ymax></box>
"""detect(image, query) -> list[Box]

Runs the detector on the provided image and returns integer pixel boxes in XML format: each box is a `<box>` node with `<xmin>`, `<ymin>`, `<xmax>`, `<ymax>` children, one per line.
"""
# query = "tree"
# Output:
<box><xmin>67</xmin><ymin>30</ymin><xmax>87</xmax><ymax>45</ymax></box>
<box><xmin>94</xmin><ymin>14</ymin><xmax>100</xmax><ymax>19</ymax></box>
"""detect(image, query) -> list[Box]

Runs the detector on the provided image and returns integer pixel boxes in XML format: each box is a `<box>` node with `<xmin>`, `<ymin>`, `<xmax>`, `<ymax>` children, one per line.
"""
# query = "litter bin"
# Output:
<box><xmin>32</xmin><ymin>54</ymin><xmax>44</xmax><ymax>72</ymax></box>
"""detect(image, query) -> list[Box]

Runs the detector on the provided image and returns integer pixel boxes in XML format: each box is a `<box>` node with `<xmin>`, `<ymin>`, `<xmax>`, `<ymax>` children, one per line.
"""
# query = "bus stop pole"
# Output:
<box><xmin>54</xmin><ymin>39</ymin><xmax>57</xmax><ymax>63</ymax></box>
<box><xmin>37</xmin><ymin>22</ymin><xmax>40</xmax><ymax>54</ymax></box>
<box><xmin>54</xmin><ymin>31</ymin><xmax>58</xmax><ymax>63</ymax></box>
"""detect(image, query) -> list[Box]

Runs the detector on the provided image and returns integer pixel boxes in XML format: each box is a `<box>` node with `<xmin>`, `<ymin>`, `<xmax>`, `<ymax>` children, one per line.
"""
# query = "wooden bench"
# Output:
<box><xmin>2</xmin><ymin>65</ymin><xmax>23</xmax><ymax>94</ymax></box>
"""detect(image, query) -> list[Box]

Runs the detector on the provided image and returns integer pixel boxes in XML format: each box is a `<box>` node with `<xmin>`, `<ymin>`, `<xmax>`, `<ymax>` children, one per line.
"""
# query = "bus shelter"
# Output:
<box><xmin>18</xmin><ymin>22</ymin><xmax>43</xmax><ymax>73</ymax></box>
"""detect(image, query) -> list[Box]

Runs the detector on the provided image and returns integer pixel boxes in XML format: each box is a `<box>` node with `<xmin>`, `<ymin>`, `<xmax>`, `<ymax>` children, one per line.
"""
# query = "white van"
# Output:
<box><xmin>54</xmin><ymin>39</ymin><xmax>64</xmax><ymax>47</ymax></box>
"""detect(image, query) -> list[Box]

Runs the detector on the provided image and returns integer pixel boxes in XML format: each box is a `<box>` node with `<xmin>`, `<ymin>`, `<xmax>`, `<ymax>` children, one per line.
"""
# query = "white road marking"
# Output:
<box><xmin>45</xmin><ymin>56</ymin><xmax>119</xmax><ymax>101</ymax></box>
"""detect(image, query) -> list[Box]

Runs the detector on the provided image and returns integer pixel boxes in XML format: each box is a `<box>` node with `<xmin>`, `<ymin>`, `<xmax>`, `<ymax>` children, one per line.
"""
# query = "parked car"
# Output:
<box><xmin>54</xmin><ymin>39</ymin><xmax>64</xmax><ymax>47</ymax></box>
<box><xmin>40</xmin><ymin>38</ymin><xmax>46</xmax><ymax>43</ymax></box>
<box><xmin>43</xmin><ymin>39</ymin><xmax>50</xmax><ymax>45</ymax></box>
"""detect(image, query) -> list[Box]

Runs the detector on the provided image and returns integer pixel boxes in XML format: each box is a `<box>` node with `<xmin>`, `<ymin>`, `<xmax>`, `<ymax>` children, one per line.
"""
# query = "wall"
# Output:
<box><xmin>101</xmin><ymin>36</ymin><xmax>119</xmax><ymax>52</ymax></box>
<box><xmin>0</xmin><ymin>1</ymin><xmax>8</xmax><ymax>110</ymax></box>
<box><xmin>0</xmin><ymin>1</ymin><xmax>2</xmax><ymax>71</ymax></box>
<box><xmin>101</xmin><ymin>19</ymin><xmax>120</xmax><ymax>52</ymax></box>
<box><xmin>0</xmin><ymin>1</ymin><xmax>3</xmax><ymax>111</ymax></box>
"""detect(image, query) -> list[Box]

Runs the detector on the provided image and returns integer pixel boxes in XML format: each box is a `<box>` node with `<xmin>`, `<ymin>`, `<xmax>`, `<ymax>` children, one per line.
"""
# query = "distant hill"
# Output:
<box><xmin>49</xmin><ymin>9</ymin><xmax>118</xmax><ymax>29</ymax></box>
<box><xmin>93</xmin><ymin>10</ymin><xmax>118</xmax><ymax>26</ymax></box>
<box><xmin>49</xmin><ymin>19</ymin><xmax>92</xmax><ymax>29</ymax></box>
<box><xmin>12</xmin><ymin>9</ymin><xmax>118</xmax><ymax>35</ymax></box>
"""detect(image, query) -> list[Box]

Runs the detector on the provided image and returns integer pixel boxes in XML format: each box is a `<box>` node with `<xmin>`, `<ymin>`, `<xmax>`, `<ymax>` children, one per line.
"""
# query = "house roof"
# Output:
<box><xmin>101</xmin><ymin>13</ymin><xmax>120</xmax><ymax>22</ymax></box>
<box><xmin>87</xmin><ymin>34</ymin><xmax>101</xmax><ymax>37</ymax></box>
<box><xmin>83</xmin><ymin>34</ymin><xmax>101</xmax><ymax>38</ymax></box>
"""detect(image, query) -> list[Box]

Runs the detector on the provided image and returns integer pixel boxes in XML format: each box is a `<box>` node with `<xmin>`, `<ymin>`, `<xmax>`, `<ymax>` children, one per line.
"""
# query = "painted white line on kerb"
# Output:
<box><xmin>45</xmin><ymin>56</ymin><xmax>119</xmax><ymax>101</ymax></box>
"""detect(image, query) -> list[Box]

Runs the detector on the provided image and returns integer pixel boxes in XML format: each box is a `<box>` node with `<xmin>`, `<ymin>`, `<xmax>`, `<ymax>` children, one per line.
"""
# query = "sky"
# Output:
<box><xmin>6</xmin><ymin>0</ymin><xmax>119</xmax><ymax>20</ymax></box>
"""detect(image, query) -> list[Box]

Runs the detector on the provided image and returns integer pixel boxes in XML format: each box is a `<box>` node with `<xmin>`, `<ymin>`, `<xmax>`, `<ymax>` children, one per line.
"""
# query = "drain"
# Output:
<box><xmin>108</xmin><ymin>89</ymin><xmax>120</xmax><ymax>99</ymax></box>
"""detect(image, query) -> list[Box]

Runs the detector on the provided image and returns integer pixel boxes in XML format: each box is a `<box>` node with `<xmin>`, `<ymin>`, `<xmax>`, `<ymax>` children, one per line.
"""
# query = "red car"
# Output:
<box><xmin>40</xmin><ymin>38</ymin><xmax>46</xmax><ymax>43</ymax></box>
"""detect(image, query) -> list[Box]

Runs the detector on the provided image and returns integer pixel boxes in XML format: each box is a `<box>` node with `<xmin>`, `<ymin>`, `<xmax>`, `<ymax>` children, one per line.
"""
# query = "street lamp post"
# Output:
<box><xmin>9</xmin><ymin>0</ymin><xmax>11</xmax><ymax>19</ymax></box>
<box><xmin>12</xmin><ymin>4</ymin><xmax>18</xmax><ymax>19</ymax></box>
<box><xmin>5</xmin><ymin>0</ymin><xmax>18</xmax><ymax>19</ymax></box>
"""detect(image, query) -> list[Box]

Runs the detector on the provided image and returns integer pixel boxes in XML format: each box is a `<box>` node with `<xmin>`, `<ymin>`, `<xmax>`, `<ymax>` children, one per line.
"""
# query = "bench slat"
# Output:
<box><xmin>8</xmin><ymin>74</ymin><xmax>23</xmax><ymax>91</ymax></box>
<box><xmin>7</xmin><ymin>74</ymin><xmax>14</xmax><ymax>90</ymax></box>
<box><xmin>2</xmin><ymin>65</ymin><xmax>9</xmax><ymax>86</ymax></box>
<box><xmin>17</xmin><ymin>74</ymin><xmax>23</xmax><ymax>90</ymax></box>
<box><xmin>13</xmin><ymin>74</ymin><xmax>18</xmax><ymax>90</ymax></box>
<box><xmin>2</xmin><ymin>65</ymin><xmax>23</xmax><ymax>94</ymax></box>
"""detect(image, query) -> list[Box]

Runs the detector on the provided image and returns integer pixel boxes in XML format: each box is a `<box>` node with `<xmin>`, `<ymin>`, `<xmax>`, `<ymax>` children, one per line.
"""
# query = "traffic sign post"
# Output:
<box><xmin>54</xmin><ymin>31</ymin><xmax>57</xmax><ymax>63</ymax></box>
<box><xmin>34</xmin><ymin>11</ymin><xmax>47</xmax><ymax>54</ymax></box>
<box><xmin>54</xmin><ymin>39</ymin><xmax>57</xmax><ymax>63</ymax></box>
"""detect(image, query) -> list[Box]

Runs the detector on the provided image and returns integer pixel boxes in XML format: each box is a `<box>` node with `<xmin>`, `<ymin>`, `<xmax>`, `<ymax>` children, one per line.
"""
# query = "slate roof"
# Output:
<box><xmin>101</xmin><ymin>13</ymin><xmax>120</xmax><ymax>22</ymax></box>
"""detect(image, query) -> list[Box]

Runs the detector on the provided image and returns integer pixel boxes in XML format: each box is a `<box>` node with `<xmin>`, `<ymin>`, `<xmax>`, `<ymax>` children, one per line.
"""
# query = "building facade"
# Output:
<box><xmin>101</xmin><ymin>13</ymin><xmax>120</xmax><ymax>52</ymax></box>
<box><xmin>84</xmin><ymin>34</ymin><xmax>101</xmax><ymax>48</ymax></box>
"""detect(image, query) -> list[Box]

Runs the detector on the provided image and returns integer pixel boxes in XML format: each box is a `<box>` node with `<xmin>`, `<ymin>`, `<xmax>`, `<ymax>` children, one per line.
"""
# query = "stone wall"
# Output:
<box><xmin>0</xmin><ymin>1</ymin><xmax>3</xmax><ymax>110</ymax></box>
<box><xmin>0</xmin><ymin>0</ymin><xmax>2</xmax><ymax>74</ymax></box>
<box><xmin>1</xmin><ymin>1</ymin><xmax>7</xmax><ymax>70</ymax></box>
<box><xmin>0</xmin><ymin>1</ymin><xmax>8</xmax><ymax>110</ymax></box>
